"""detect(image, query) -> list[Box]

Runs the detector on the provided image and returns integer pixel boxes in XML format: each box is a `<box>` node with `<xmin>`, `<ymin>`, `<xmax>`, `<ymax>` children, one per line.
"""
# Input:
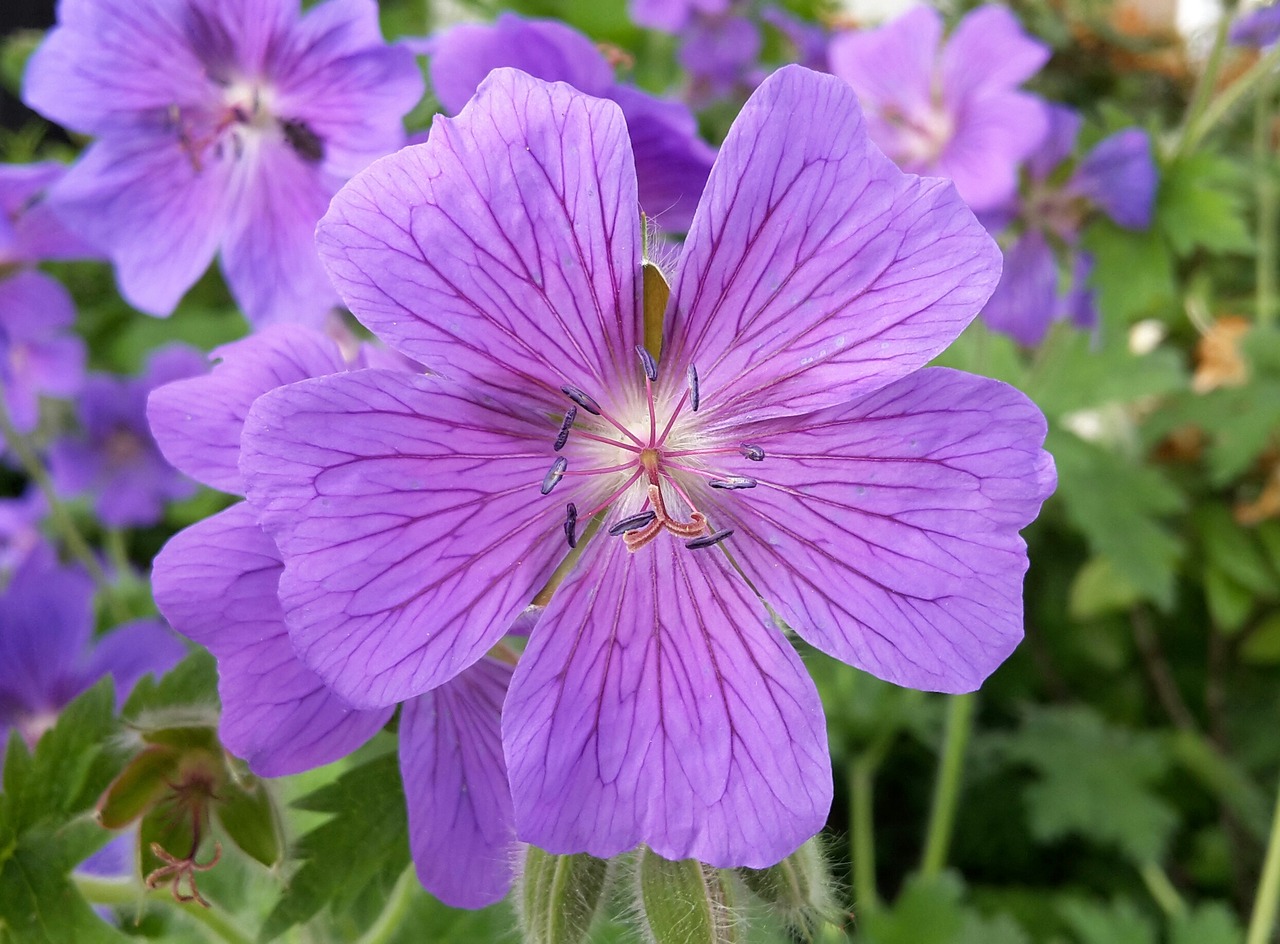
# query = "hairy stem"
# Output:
<box><xmin>1181</xmin><ymin>40</ymin><xmax>1280</xmax><ymax>156</ymax></box>
<box><xmin>74</xmin><ymin>876</ymin><xmax>253</xmax><ymax>944</ymax></box>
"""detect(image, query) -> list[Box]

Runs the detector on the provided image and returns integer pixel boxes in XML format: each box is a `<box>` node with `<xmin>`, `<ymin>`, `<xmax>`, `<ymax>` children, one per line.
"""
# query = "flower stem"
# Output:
<box><xmin>1246</xmin><ymin>773</ymin><xmax>1280</xmax><ymax>944</ymax></box>
<box><xmin>1180</xmin><ymin>40</ymin><xmax>1280</xmax><ymax>157</ymax></box>
<box><xmin>849</xmin><ymin>755</ymin><xmax>881</xmax><ymax>914</ymax></box>
<box><xmin>1139</xmin><ymin>861</ymin><xmax>1186</xmax><ymax>919</ymax></box>
<box><xmin>1254</xmin><ymin>68</ymin><xmax>1277</xmax><ymax>327</ymax></box>
<box><xmin>356</xmin><ymin>866</ymin><xmax>417</xmax><ymax>944</ymax></box>
<box><xmin>919</xmin><ymin>693</ymin><xmax>976</xmax><ymax>878</ymax></box>
<box><xmin>74</xmin><ymin>875</ymin><xmax>253</xmax><ymax>944</ymax></box>
<box><xmin>1174</xmin><ymin>9</ymin><xmax>1234</xmax><ymax>158</ymax></box>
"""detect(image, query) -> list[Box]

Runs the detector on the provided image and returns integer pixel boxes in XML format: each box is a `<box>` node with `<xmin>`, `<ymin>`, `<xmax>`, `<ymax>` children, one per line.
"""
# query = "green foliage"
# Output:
<box><xmin>1156</xmin><ymin>153</ymin><xmax>1253</xmax><ymax>258</ymax></box>
<box><xmin>1057</xmin><ymin>899</ymin><xmax>1156</xmax><ymax>944</ymax></box>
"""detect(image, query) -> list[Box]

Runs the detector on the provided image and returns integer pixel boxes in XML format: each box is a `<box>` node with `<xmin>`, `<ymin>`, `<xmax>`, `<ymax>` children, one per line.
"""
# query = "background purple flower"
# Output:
<box><xmin>1230</xmin><ymin>3</ymin><xmax>1280</xmax><ymax>46</ymax></box>
<box><xmin>49</xmin><ymin>344</ymin><xmax>205</xmax><ymax>527</ymax></box>
<box><xmin>426</xmin><ymin>13</ymin><xmax>716</xmax><ymax>231</ymax></box>
<box><xmin>0</xmin><ymin>488</ymin><xmax>46</xmax><ymax>575</ymax></box>
<box><xmin>829</xmin><ymin>4</ymin><xmax>1051</xmax><ymax>213</ymax></box>
<box><xmin>241</xmin><ymin>65</ymin><xmax>1053</xmax><ymax>869</ymax></box>
<box><xmin>678</xmin><ymin>12</ymin><xmax>765</xmax><ymax>106</ymax></box>
<box><xmin>22</xmin><ymin>0</ymin><xmax>424</xmax><ymax>325</ymax></box>
<box><xmin>630</xmin><ymin>0</ymin><xmax>731</xmax><ymax>32</ymax></box>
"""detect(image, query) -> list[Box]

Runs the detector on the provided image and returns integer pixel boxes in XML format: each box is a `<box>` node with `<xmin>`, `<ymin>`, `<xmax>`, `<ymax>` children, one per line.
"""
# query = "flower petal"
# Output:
<box><xmin>505</xmin><ymin>528</ymin><xmax>831</xmax><ymax>867</ymax></box>
<box><xmin>152</xmin><ymin>503</ymin><xmax>392</xmax><ymax>775</ymax></box>
<box><xmin>148</xmin><ymin>325</ymin><xmax>347</xmax><ymax>495</ymax></box>
<box><xmin>83</xmin><ymin>619</ymin><xmax>187</xmax><ymax>708</ymax></box>
<box><xmin>316</xmin><ymin>68</ymin><xmax>642</xmax><ymax>413</ymax></box>
<box><xmin>714</xmin><ymin>368</ymin><xmax>1055</xmax><ymax>694</ymax></box>
<box><xmin>663</xmin><ymin>65</ymin><xmax>1000</xmax><ymax>423</ymax></box>
<box><xmin>1071</xmin><ymin>129</ymin><xmax>1158</xmax><ymax>230</ymax></box>
<box><xmin>400</xmin><ymin>657</ymin><xmax>517</xmax><ymax>909</ymax></box>
<box><xmin>0</xmin><ymin>270</ymin><xmax>83</xmax><ymax>433</ymax></box>
<box><xmin>827</xmin><ymin>8</ymin><xmax>941</xmax><ymax>122</ymax></box>
<box><xmin>241</xmin><ymin>369</ymin><xmax>585</xmax><ymax>708</ymax></box>
<box><xmin>981</xmin><ymin>231</ymin><xmax>1059</xmax><ymax>347</ymax></box>
<box><xmin>936</xmin><ymin>90</ymin><xmax>1048</xmax><ymax>214</ymax></box>
<box><xmin>939</xmin><ymin>6</ymin><xmax>1050</xmax><ymax>101</ymax></box>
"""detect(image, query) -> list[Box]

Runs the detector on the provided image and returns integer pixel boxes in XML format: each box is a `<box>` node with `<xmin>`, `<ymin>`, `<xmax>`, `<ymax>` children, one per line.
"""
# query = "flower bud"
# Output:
<box><xmin>737</xmin><ymin>838</ymin><xmax>838</xmax><ymax>933</ymax></box>
<box><xmin>517</xmin><ymin>847</ymin><xmax>611</xmax><ymax>944</ymax></box>
<box><xmin>636</xmin><ymin>848</ymin><xmax>740</xmax><ymax>944</ymax></box>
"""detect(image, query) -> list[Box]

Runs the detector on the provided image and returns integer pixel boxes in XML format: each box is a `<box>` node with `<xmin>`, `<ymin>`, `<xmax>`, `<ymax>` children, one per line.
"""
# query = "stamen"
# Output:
<box><xmin>564</xmin><ymin>502</ymin><xmax>578</xmax><ymax>548</ymax></box>
<box><xmin>686</xmin><ymin>529</ymin><xmax>734</xmax><ymax>550</ymax></box>
<box><xmin>687</xmin><ymin>364</ymin><xmax>701</xmax><ymax>412</ymax></box>
<box><xmin>553</xmin><ymin>407</ymin><xmax>577</xmax><ymax>451</ymax></box>
<box><xmin>561</xmin><ymin>385</ymin><xmax>602</xmax><ymax>416</ymax></box>
<box><xmin>636</xmin><ymin>345</ymin><xmax>658</xmax><ymax>382</ymax></box>
<box><xmin>709</xmin><ymin>476</ymin><xmax>758</xmax><ymax>490</ymax></box>
<box><xmin>608</xmin><ymin>510</ymin><xmax>658</xmax><ymax>535</ymax></box>
<box><xmin>740</xmin><ymin>443</ymin><xmax>766</xmax><ymax>462</ymax></box>
<box><xmin>541</xmin><ymin>457</ymin><xmax>568</xmax><ymax>495</ymax></box>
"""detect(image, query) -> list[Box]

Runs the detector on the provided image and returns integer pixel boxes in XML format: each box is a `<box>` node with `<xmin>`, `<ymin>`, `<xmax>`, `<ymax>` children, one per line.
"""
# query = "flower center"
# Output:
<box><xmin>541</xmin><ymin>348</ymin><xmax>765</xmax><ymax>554</ymax></box>
<box><xmin>167</xmin><ymin>78</ymin><xmax>324</xmax><ymax>172</ymax></box>
<box><xmin>883</xmin><ymin>95</ymin><xmax>954</xmax><ymax>170</ymax></box>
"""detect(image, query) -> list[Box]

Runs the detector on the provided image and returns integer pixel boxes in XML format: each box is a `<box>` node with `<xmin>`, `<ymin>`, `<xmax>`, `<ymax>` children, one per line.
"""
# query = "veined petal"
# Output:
<box><xmin>400</xmin><ymin>658</ymin><xmax>516</xmax><ymax>909</ymax></box>
<box><xmin>715</xmin><ymin>368</ymin><xmax>1055</xmax><ymax>694</ymax></box>
<box><xmin>241</xmin><ymin>369</ymin><xmax>587</xmax><ymax>708</ymax></box>
<box><xmin>152</xmin><ymin>504</ymin><xmax>392</xmax><ymax>775</ymax></box>
<box><xmin>981</xmin><ymin>231</ymin><xmax>1060</xmax><ymax>347</ymax></box>
<box><xmin>663</xmin><ymin>66</ymin><xmax>1000</xmax><ymax>422</ymax></box>
<box><xmin>148</xmin><ymin>325</ymin><xmax>347</xmax><ymax>495</ymax></box>
<box><xmin>505</xmin><ymin>528</ymin><xmax>831</xmax><ymax>867</ymax></box>
<box><xmin>316</xmin><ymin>68</ymin><xmax>642</xmax><ymax>414</ymax></box>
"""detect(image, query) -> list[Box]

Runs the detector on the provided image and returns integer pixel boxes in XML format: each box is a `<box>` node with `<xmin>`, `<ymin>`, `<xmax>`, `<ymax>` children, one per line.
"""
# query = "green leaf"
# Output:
<box><xmin>122</xmin><ymin>649</ymin><xmax>219</xmax><ymax>731</ymax></box>
<box><xmin>1000</xmin><ymin>706</ymin><xmax>1176</xmax><ymax>862</ymax></box>
<box><xmin>259</xmin><ymin>753</ymin><xmax>410</xmax><ymax>941</ymax></box>
<box><xmin>1068</xmin><ymin>556</ymin><xmax>1144</xmax><ymax>619</ymax></box>
<box><xmin>1195</xmin><ymin>504</ymin><xmax>1280</xmax><ymax>600</ymax></box>
<box><xmin>1169</xmin><ymin>903</ymin><xmax>1244</xmax><ymax>944</ymax></box>
<box><xmin>1048</xmin><ymin>430</ymin><xmax>1185</xmax><ymax>609</ymax></box>
<box><xmin>1080</xmin><ymin>220</ymin><xmax>1175</xmax><ymax>323</ymax></box>
<box><xmin>1156</xmin><ymin>153</ymin><xmax>1252</xmax><ymax>257</ymax></box>
<box><xmin>955</xmin><ymin>912</ymin><xmax>1031</xmax><ymax>944</ymax></box>
<box><xmin>859</xmin><ymin>873</ymin><xmax>966</xmax><ymax>944</ymax></box>
<box><xmin>1023</xmin><ymin>327</ymin><xmax>1185</xmax><ymax>418</ymax></box>
<box><xmin>1241</xmin><ymin>612</ymin><xmax>1280</xmax><ymax>664</ymax></box>
<box><xmin>1058</xmin><ymin>898</ymin><xmax>1156</xmax><ymax>944</ymax></box>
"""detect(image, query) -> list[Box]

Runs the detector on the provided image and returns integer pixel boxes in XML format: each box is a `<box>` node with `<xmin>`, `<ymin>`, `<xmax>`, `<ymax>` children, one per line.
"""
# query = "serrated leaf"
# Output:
<box><xmin>122</xmin><ymin>650</ymin><xmax>219</xmax><ymax>731</ymax></box>
<box><xmin>1058</xmin><ymin>898</ymin><xmax>1156</xmax><ymax>944</ymax></box>
<box><xmin>955</xmin><ymin>912</ymin><xmax>1030</xmax><ymax>944</ymax></box>
<box><xmin>1170</xmin><ymin>903</ymin><xmax>1243</xmax><ymax>944</ymax></box>
<box><xmin>859</xmin><ymin>873</ymin><xmax>965</xmax><ymax>944</ymax></box>
<box><xmin>1023</xmin><ymin>327</ymin><xmax>1185</xmax><ymax>418</ymax></box>
<box><xmin>1080</xmin><ymin>220</ymin><xmax>1175</xmax><ymax>323</ymax></box>
<box><xmin>1049</xmin><ymin>430</ymin><xmax>1184</xmax><ymax>608</ymax></box>
<box><xmin>259</xmin><ymin>753</ymin><xmax>409</xmax><ymax>941</ymax></box>
<box><xmin>1157</xmin><ymin>153</ymin><xmax>1252</xmax><ymax>257</ymax></box>
<box><xmin>1000</xmin><ymin>706</ymin><xmax>1176</xmax><ymax>862</ymax></box>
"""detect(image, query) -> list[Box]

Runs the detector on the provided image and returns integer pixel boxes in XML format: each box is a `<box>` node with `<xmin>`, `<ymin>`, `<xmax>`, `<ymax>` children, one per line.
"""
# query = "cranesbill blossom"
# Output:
<box><xmin>148</xmin><ymin>326</ymin><xmax>518</xmax><ymax>907</ymax></box>
<box><xmin>631</xmin><ymin>0</ymin><xmax>731</xmax><ymax>32</ymax></box>
<box><xmin>49</xmin><ymin>345</ymin><xmax>205</xmax><ymax>528</ymax></box>
<box><xmin>1</xmin><ymin>163</ymin><xmax>91</xmax><ymax>432</ymax></box>
<box><xmin>829</xmin><ymin>5</ymin><xmax>1050</xmax><ymax>213</ymax></box>
<box><xmin>981</xmin><ymin>105</ymin><xmax>1158</xmax><ymax>345</ymax></box>
<box><xmin>426</xmin><ymin>13</ymin><xmax>716</xmax><ymax>231</ymax></box>
<box><xmin>0</xmin><ymin>488</ymin><xmax>45</xmax><ymax>575</ymax></box>
<box><xmin>678</xmin><ymin>11</ymin><xmax>765</xmax><ymax>105</ymax></box>
<box><xmin>1231</xmin><ymin>3</ymin><xmax>1280</xmax><ymax>46</ymax></box>
<box><xmin>0</xmin><ymin>543</ymin><xmax>184</xmax><ymax>750</ymax></box>
<box><xmin>23</xmin><ymin>0</ymin><xmax>423</xmax><ymax>325</ymax></box>
<box><xmin>240</xmin><ymin>66</ymin><xmax>1054</xmax><ymax>867</ymax></box>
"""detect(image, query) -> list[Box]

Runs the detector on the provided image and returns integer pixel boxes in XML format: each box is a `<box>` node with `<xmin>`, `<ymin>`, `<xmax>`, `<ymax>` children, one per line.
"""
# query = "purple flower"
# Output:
<box><xmin>23</xmin><ymin>0</ymin><xmax>423</xmax><ymax>325</ymax></box>
<box><xmin>829</xmin><ymin>4</ymin><xmax>1051</xmax><ymax>213</ymax></box>
<box><xmin>0</xmin><ymin>543</ymin><xmax>184</xmax><ymax>750</ymax></box>
<box><xmin>0</xmin><ymin>488</ymin><xmax>46</xmax><ymax>575</ymax></box>
<box><xmin>238</xmin><ymin>66</ymin><xmax>1054</xmax><ymax>867</ymax></box>
<box><xmin>1231</xmin><ymin>4</ymin><xmax>1280</xmax><ymax>47</ymax></box>
<box><xmin>678</xmin><ymin>12</ymin><xmax>765</xmax><ymax>106</ymax></box>
<box><xmin>149</xmin><ymin>326</ymin><xmax>517</xmax><ymax>907</ymax></box>
<box><xmin>49</xmin><ymin>345</ymin><xmax>205</xmax><ymax>528</ymax></box>
<box><xmin>631</xmin><ymin>0</ymin><xmax>731</xmax><ymax>32</ymax></box>
<box><xmin>426</xmin><ymin>13</ymin><xmax>716</xmax><ymax>231</ymax></box>
<box><xmin>982</xmin><ymin>105</ymin><xmax>1157</xmax><ymax>345</ymax></box>
<box><xmin>1</xmin><ymin>163</ymin><xmax>91</xmax><ymax>432</ymax></box>
<box><xmin>761</xmin><ymin>6</ymin><xmax>831</xmax><ymax>73</ymax></box>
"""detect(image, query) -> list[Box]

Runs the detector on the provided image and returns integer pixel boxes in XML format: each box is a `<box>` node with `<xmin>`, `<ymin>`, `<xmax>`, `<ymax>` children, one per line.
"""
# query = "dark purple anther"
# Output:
<box><xmin>686</xmin><ymin>529</ymin><xmax>734</xmax><ymax>550</ymax></box>
<box><xmin>554</xmin><ymin>407</ymin><xmax>577</xmax><ymax>451</ymax></box>
<box><xmin>636</xmin><ymin>345</ymin><xmax>658</xmax><ymax>382</ymax></box>
<box><xmin>607</xmin><ymin>510</ymin><xmax>658</xmax><ymax>536</ymax></box>
<box><xmin>688</xmin><ymin>364</ymin><xmax>700</xmax><ymax>412</ymax></box>
<box><xmin>560</xmin><ymin>385</ymin><xmax>602</xmax><ymax>416</ymax></box>
<box><xmin>740</xmin><ymin>443</ymin><xmax>765</xmax><ymax>461</ymax></box>
<box><xmin>564</xmin><ymin>502</ymin><xmax>578</xmax><ymax>548</ymax></box>
<box><xmin>541</xmin><ymin>456</ymin><xmax>568</xmax><ymax>495</ymax></box>
<box><xmin>709</xmin><ymin>476</ymin><xmax>757</xmax><ymax>490</ymax></box>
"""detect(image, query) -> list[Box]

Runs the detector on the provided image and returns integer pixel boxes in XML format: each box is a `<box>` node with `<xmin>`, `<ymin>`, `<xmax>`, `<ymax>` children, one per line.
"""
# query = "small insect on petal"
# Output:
<box><xmin>687</xmin><ymin>364</ymin><xmax>701</xmax><ymax>412</ymax></box>
<box><xmin>686</xmin><ymin>529</ymin><xmax>734</xmax><ymax>550</ymax></box>
<box><xmin>561</xmin><ymin>386</ymin><xmax>602</xmax><ymax>416</ymax></box>
<box><xmin>541</xmin><ymin>456</ymin><xmax>568</xmax><ymax>495</ymax></box>
<box><xmin>636</xmin><ymin>345</ymin><xmax>658</xmax><ymax>382</ymax></box>
<box><xmin>607</xmin><ymin>510</ymin><xmax>658</xmax><ymax>535</ymax></box>
<box><xmin>709</xmin><ymin>476</ymin><xmax>757</xmax><ymax>490</ymax></box>
<box><xmin>554</xmin><ymin>407</ymin><xmax>577</xmax><ymax>452</ymax></box>
<box><xmin>564</xmin><ymin>502</ymin><xmax>578</xmax><ymax>548</ymax></box>
<box><xmin>279</xmin><ymin>118</ymin><xmax>325</xmax><ymax>163</ymax></box>
<box><xmin>740</xmin><ymin>443</ymin><xmax>766</xmax><ymax>461</ymax></box>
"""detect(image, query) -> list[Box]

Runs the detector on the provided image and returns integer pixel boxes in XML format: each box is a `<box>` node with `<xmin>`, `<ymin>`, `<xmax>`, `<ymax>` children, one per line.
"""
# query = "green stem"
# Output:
<box><xmin>1246</xmin><ymin>774</ymin><xmax>1280</xmax><ymax>944</ymax></box>
<box><xmin>1255</xmin><ymin>69</ymin><xmax>1277</xmax><ymax>327</ymax></box>
<box><xmin>1181</xmin><ymin>40</ymin><xmax>1280</xmax><ymax>156</ymax></box>
<box><xmin>1139</xmin><ymin>861</ymin><xmax>1186</xmax><ymax>919</ymax></box>
<box><xmin>919</xmin><ymin>694</ymin><xmax>976</xmax><ymax>878</ymax></box>
<box><xmin>849</xmin><ymin>735</ymin><xmax>893</xmax><ymax>916</ymax></box>
<box><xmin>74</xmin><ymin>875</ymin><xmax>254</xmax><ymax>944</ymax></box>
<box><xmin>356</xmin><ymin>866</ymin><xmax>418</xmax><ymax>944</ymax></box>
<box><xmin>1175</xmin><ymin>9</ymin><xmax>1234</xmax><ymax>158</ymax></box>
<box><xmin>0</xmin><ymin>404</ymin><xmax>128</xmax><ymax>623</ymax></box>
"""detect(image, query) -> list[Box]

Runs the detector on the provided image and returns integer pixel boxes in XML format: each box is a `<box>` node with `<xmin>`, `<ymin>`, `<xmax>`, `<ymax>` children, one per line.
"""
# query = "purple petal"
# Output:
<box><xmin>630</xmin><ymin>0</ymin><xmax>732</xmax><ymax>32</ymax></box>
<box><xmin>714</xmin><ymin>368</ymin><xmax>1054</xmax><ymax>694</ymax></box>
<box><xmin>316</xmin><ymin>68</ymin><xmax>642</xmax><ymax>414</ymax></box>
<box><xmin>1027</xmin><ymin>104</ymin><xmax>1082</xmax><ymax>181</ymax></box>
<box><xmin>153</xmin><ymin>503</ymin><xmax>392</xmax><ymax>775</ymax></box>
<box><xmin>43</xmin><ymin>134</ymin><xmax>234</xmax><ymax>317</ymax></box>
<box><xmin>981</xmin><ymin>231</ymin><xmax>1060</xmax><ymax>346</ymax></box>
<box><xmin>505</xmin><ymin>530</ymin><xmax>831</xmax><ymax>867</ymax></box>
<box><xmin>0</xmin><ymin>162</ymin><xmax>99</xmax><ymax>262</ymax></box>
<box><xmin>428</xmin><ymin>13</ymin><xmax>614</xmax><ymax>113</ymax></box>
<box><xmin>827</xmin><ymin>8</ymin><xmax>941</xmax><ymax>125</ymax></box>
<box><xmin>240</xmin><ymin>369</ymin><xmax>585</xmax><ymax>708</ymax></box>
<box><xmin>1231</xmin><ymin>4</ymin><xmax>1280</xmax><ymax>47</ymax></box>
<box><xmin>663</xmin><ymin>65</ymin><xmax>1000</xmax><ymax>421</ymax></box>
<box><xmin>936</xmin><ymin>90</ymin><xmax>1049</xmax><ymax>213</ymax></box>
<box><xmin>1061</xmin><ymin>250</ymin><xmax>1099</xmax><ymax>332</ymax></box>
<box><xmin>400</xmin><ymin>658</ymin><xmax>516</xmax><ymax>909</ymax></box>
<box><xmin>148</xmin><ymin>325</ymin><xmax>347</xmax><ymax>495</ymax></box>
<box><xmin>939</xmin><ymin>6</ymin><xmax>1051</xmax><ymax>101</ymax></box>
<box><xmin>83</xmin><ymin>619</ymin><xmax>187</xmax><ymax>708</ymax></box>
<box><xmin>0</xmin><ymin>269</ymin><xmax>85</xmax><ymax>432</ymax></box>
<box><xmin>1070</xmin><ymin>129</ymin><xmax>1158</xmax><ymax>230</ymax></box>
